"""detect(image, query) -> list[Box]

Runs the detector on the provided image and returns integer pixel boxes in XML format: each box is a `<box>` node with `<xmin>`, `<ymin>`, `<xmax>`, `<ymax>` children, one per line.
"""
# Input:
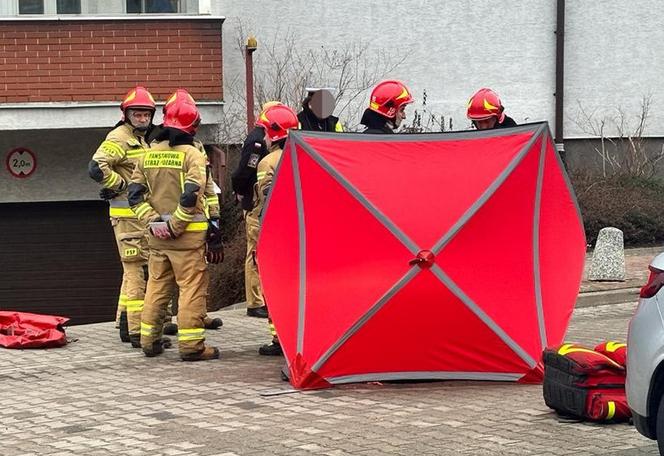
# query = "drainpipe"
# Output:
<box><xmin>554</xmin><ymin>0</ymin><xmax>566</xmax><ymax>166</ymax></box>
<box><xmin>245</xmin><ymin>36</ymin><xmax>258</xmax><ymax>134</ymax></box>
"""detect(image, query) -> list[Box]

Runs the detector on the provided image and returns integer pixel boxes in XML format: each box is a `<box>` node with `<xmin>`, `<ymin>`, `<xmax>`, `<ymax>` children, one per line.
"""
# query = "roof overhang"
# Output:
<box><xmin>0</xmin><ymin>101</ymin><xmax>224</xmax><ymax>130</ymax></box>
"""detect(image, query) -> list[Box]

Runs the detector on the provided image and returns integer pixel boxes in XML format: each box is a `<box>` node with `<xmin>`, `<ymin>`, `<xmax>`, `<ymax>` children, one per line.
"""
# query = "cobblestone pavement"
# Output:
<box><xmin>0</xmin><ymin>303</ymin><xmax>658</xmax><ymax>456</ymax></box>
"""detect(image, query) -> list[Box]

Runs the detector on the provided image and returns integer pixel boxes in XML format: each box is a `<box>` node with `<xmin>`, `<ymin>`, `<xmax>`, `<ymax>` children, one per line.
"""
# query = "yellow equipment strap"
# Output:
<box><xmin>606</xmin><ymin>401</ymin><xmax>616</xmax><ymax>420</ymax></box>
<box><xmin>109</xmin><ymin>207</ymin><xmax>136</xmax><ymax>218</ymax></box>
<box><xmin>185</xmin><ymin>222</ymin><xmax>208</xmax><ymax>232</ymax></box>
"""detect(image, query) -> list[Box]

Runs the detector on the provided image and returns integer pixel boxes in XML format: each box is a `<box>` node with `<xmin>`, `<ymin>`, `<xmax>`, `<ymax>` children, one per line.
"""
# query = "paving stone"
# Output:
<box><xmin>0</xmin><ymin>305</ymin><xmax>658</xmax><ymax>454</ymax></box>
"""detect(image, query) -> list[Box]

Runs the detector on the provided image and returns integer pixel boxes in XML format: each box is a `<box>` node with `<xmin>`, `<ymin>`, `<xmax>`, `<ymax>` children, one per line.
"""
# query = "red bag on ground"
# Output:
<box><xmin>543</xmin><ymin>343</ymin><xmax>630</xmax><ymax>422</ymax></box>
<box><xmin>594</xmin><ymin>341</ymin><xmax>627</xmax><ymax>367</ymax></box>
<box><xmin>586</xmin><ymin>389</ymin><xmax>631</xmax><ymax>422</ymax></box>
<box><xmin>0</xmin><ymin>311</ymin><xmax>69</xmax><ymax>348</ymax></box>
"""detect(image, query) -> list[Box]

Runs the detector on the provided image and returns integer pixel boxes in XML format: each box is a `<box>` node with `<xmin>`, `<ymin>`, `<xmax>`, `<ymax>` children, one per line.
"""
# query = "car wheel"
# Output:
<box><xmin>657</xmin><ymin>393</ymin><xmax>664</xmax><ymax>455</ymax></box>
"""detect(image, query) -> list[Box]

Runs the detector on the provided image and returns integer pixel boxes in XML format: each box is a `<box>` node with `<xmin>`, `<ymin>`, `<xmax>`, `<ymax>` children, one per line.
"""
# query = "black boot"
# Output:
<box><xmin>259</xmin><ymin>341</ymin><xmax>283</xmax><ymax>356</ymax></box>
<box><xmin>163</xmin><ymin>322</ymin><xmax>178</xmax><ymax>336</ymax></box>
<box><xmin>119</xmin><ymin>311</ymin><xmax>130</xmax><ymax>343</ymax></box>
<box><xmin>129</xmin><ymin>334</ymin><xmax>141</xmax><ymax>348</ymax></box>
<box><xmin>143</xmin><ymin>339</ymin><xmax>165</xmax><ymax>357</ymax></box>
<box><xmin>181</xmin><ymin>346</ymin><xmax>221</xmax><ymax>361</ymax></box>
<box><xmin>204</xmin><ymin>317</ymin><xmax>223</xmax><ymax>330</ymax></box>
<box><xmin>247</xmin><ymin>306</ymin><xmax>268</xmax><ymax>318</ymax></box>
<box><xmin>161</xmin><ymin>337</ymin><xmax>172</xmax><ymax>349</ymax></box>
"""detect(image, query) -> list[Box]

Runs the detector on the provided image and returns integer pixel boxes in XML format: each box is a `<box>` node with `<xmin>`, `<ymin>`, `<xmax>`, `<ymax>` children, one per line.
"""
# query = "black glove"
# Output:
<box><xmin>99</xmin><ymin>187</ymin><xmax>120</xmax><ymax>200</ymax></box>
<box><xmin>206</xmin><ymin>219</ymin><xmax>224</xmax><ymax>264</ymax></box>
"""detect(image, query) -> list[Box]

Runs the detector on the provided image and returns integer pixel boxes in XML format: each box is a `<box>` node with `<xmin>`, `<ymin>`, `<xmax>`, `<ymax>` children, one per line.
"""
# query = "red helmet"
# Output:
<box><xmin>162</xmin><ymin>89</ymin><xmax>201</xmax><ymax>135</ymax></box>
<box><xmin>256</xmin><ymin>104</ymin><xmax>299</xmax><ymax>141</ymax></box>
<box><xmin>368</xmin><ymin>80</ymin><xmax>414</xmax><ymax>119</ymax></box>
<box><xmin>466</xmin><ymin>88</ymin><xmax>505</xmax><ymax>122</ymax></box>
<box><xmin>120</xmin><ymin>86</ymin><xmax>155</xmax><ymax>112</ymax></box>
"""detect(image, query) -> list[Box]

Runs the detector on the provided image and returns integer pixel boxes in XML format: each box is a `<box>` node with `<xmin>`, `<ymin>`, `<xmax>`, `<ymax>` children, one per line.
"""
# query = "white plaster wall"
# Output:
<box><xmin>0</xmin><ymin>123</ymin><xmax>220</xmax><ymax>203</ymax></box>
<box><xmin>214</xmin><ymin>0</ymin><xmax>664</xmax><ymax>138</ymax></box>
<box><xmin>564</xmin><ymin>1</ymin><xmax>664</xmax><ymax>138</ymax></box>
<box><xmin>216</xmin><ymin>0</ymin><xmax>556</xmax><ymax>134</ymax></box>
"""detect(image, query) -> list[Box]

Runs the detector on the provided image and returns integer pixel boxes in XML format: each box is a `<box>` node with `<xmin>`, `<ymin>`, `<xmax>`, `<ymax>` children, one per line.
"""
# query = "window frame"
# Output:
<box><xmin>126</xmin><ymin>0</ymin><xmax>182</xmax><ymax>14</ymax></box>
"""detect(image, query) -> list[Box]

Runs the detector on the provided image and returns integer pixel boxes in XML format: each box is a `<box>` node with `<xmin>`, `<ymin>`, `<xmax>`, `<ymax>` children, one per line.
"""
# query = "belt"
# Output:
<box><xmin>109</xmin><ymin>199</ymin><xmax>135</xmax><ymax>218</ymax></box>
<box><xmin>161</xmin><ymin>213</ymin><xmax>208</xmax><ymax>232</ymax></box>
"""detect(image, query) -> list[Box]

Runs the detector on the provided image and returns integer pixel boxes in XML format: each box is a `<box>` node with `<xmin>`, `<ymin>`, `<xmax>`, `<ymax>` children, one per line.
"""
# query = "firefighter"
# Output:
<box><xmin>251</xmin><ymin>104</ymin><xmax>300</xmax><ymax>356</ymax></box>
<box><xmin>360</xmin><ymin>80</ymin><xmax>414</xmax><ymax>134</ymax></box>
<box><xmin>231</xmin><ymin>101</ymin><xmax>282</xmax><ymax>319</ymax></box>
<box><xmin>466</xmin><ymin>88</ymin><xmax>518</xmax><ymax>130</ymax></box>
<box><xmin>88</xmin><ymin>85</ymin><xmax>160</xmax><ymax>347</ymax></box>
<box><xmin>160</xmin><ymin>145</ymin><xmax>224</xmax><ymax>335</ymax></box>
<box><xmin>151</xmin><ymin>107</ymin><xmax>224</xmax><ymax>335</ymax></box>
<box><xmin>128</xmin><ymin>89</ymin><xmax>221</xmax><ymax>361</ymax></box>
<box><xmin>297</xmin><ymin>88</ymin><xmax>343</xmax><ymax>132</ymax></box>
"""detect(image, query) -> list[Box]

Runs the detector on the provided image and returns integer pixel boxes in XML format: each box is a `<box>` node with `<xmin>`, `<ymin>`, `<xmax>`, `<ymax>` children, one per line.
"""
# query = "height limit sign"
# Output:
<box><xmin>6</xmin><ymin>147</ymin><xmax>36</xmax><ymax>178</ymax></box>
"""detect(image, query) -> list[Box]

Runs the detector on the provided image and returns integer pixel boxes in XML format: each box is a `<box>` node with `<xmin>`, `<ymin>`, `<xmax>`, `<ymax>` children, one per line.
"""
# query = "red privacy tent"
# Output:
<box><xmin>257</xmin><ymin>122</ymin><xmax>586</xmax><ymax>389</ymax></box>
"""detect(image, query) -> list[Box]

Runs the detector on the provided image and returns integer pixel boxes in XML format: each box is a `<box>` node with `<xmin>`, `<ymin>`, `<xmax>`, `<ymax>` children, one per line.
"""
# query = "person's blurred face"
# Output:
<box><xmin>309</xmin><ymin>89</ymin><xmax>336</xmax><ymax>119</ymax></box>
<box><xmin>474</xmin><ymin>117</ymin><xmax>498</xmax><ymax>130</ymax></box>
<box><xmin>263</xmin><ymin>128</ymin><xmax>273</xmax><ymax>149</ymax></box>
<box><xmin>127</xmin><ymin>109</ymin><xmax>153</xmax><ymax>131</ymax></box>
<box><xmin>394</xmin><ymin>105</ymin><xmax>407</xmax><ymax>128</ymax></box>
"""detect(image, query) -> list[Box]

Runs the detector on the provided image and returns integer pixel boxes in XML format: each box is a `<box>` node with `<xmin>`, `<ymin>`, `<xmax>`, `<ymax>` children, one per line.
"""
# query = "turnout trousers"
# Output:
<box><xmin>141</xmin><ymin>245</ymin><xmax>208</xmax><ymax>357</ymax></box>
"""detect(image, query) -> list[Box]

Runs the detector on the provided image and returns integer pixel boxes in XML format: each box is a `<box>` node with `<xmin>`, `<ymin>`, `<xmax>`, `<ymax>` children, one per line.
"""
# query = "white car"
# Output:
<box><xmin>627</xmin><ymin>252</ymin><xmax>664</xmax><ymax>454</ymax></box>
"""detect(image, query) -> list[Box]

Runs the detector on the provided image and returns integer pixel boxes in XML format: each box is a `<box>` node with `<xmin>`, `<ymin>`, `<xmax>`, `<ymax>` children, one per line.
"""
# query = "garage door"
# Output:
<box><xmin>0</xmin><ymin>201</ymin><xmax>122</xmax><ymax>325</ymax></box>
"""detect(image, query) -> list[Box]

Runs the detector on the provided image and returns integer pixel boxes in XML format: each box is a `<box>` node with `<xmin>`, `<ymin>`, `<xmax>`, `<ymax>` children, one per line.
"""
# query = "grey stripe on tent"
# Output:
<box><xmin>533</xmin><ymin>132</ymin><xmax>548</xmax><ymax>350</ymax></box>
<box><xmin>294</xmin><ymin>136</ymin><xmax>420</xmax><ymax>254</ymax></box>
<box><xmin>327</xmin><ymin>371</ymin><xmax>523</xmax><ymax>384</ymax></box>
<box><xmin>291</xmin><ymin>122</ymin><xmax>544</xmax><ymax>143</ymax></box>
<box><xmin>310</xmin><ymin>267</ymin><xmax>420</xmax><ymax>372</ymax></box>
<box><xmin>258</xmin><ymin>138</ymin><xmax>294</xmax><ymax>225</ymax></box>
<box><xmin>291</xmin><ymin>144</ymin><xmax>307</xmax><ymax>354</ymax></box>
<box><xmin>430</xmin><ymin>123</ymin><xmax>547</xmax><ymax>254</ymax></box>
<box><xmin>550</xmin><ymin>133</ymin><xmax>586</xmax><ymax>235</ymax></box>
<box><xmin>430</xmin><ymin>264</ymin><xmax>537</xmax><ymax>368</ymax></box>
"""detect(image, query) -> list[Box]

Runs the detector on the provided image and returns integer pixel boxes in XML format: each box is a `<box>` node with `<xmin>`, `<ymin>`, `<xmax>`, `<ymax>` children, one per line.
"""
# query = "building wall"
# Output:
<box><xmin>0</xmin><ymin>123</ymin><xmax>220</xmax><ymax>203</ymax></box>
<box><xmin>564</xmin><ymin>2</ymin><xmax>664</xmax><ymax>138</ymax></box>
<box><xmin>0</xmin><ymin>18</ymin><xmax>223</xmax><ymax>103</ymax></box>
<box><xmin>215</xmin><ymin>0</ymin><xmax>664</xmax><ymax>139</ymax></box>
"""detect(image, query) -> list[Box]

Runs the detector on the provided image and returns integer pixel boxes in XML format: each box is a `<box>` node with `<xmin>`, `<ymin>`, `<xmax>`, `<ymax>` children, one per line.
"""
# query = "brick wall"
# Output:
<box><xmin>0</xmin><ymin>18</ymin><xmax>223</xmax><ymax>103</ymax></box>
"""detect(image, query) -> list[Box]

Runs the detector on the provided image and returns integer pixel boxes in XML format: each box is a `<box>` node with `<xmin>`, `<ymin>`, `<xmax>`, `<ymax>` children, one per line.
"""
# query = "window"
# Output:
<box><xmin>18</xmin><ymin>0</ymin><xmax>44</xmax><ymax>14</ymax></box>
<box><xmin>56</xmin><ymin>0</ymin><xmax>80</xmax><ymax>14</ymax></box>
<box><xmin>18</xmin><ymin>0</ymin><xmax>81</xmax><ymax>14</ymax></box>
<box><xmin>126</xmin><ymin>0</ymin><xmax>181</xmax><ymax>13</ymax></box>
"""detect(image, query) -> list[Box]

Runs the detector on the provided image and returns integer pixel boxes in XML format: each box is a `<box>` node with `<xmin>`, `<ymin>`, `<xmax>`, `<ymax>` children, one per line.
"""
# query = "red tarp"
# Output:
<box><xmin>257</xmin><ymin>123</ymin><xmax>586</xmax><ymax>389</ymax></box>
<box><xmin>0</xmin><ymin>311</ymin><xmax>69</xmax><ymax>348</ymax></box>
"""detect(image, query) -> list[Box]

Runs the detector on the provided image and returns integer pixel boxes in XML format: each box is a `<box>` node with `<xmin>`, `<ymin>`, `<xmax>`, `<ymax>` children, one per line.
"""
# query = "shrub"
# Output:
<box><xmin>571</xmin><ymin>171</ymin><xmax>664</xmax><ymax>247</ymax></box>
<box><xmin>207</xmin><ymin>147</ymin><xmax>246</xmax><ymax>311</ymax></box>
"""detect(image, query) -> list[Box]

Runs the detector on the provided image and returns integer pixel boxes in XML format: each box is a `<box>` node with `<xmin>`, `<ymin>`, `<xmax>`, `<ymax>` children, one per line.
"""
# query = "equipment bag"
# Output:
<box><xmin>594</xmin><ymin>341</ymin><xmax>627</xmax><ymax>367</ymax></box>
<box><xmin>543</xmin><ymin>343</ymin><xmax>630</xmax><ymax>422</ymax></box>
<box><xmin>0</xmin><ymin>311</ymin><xmax>69</xmax><ymax>349</ymax></box>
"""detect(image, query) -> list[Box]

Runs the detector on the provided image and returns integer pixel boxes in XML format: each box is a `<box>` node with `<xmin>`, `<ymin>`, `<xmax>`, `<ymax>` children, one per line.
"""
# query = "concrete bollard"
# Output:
<box><xmin>588</xmin><ymin>227</ymin><xmax>625</xmax><ymax>281</ymax></box>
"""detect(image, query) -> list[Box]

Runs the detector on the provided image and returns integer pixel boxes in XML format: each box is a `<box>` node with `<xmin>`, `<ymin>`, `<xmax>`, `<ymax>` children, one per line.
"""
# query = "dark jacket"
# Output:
<box><xmin>360</xmin><ymin>108</ymin><xmax>394</xmax><ymax>134</ymax></box>
<box><xmin>297</xmin><ymin>106</ymin><xmax>340</xmax><ymax>132</ymax></box>
<box><xmin>496</xmin><ymin>115</ymin><xmax>518</xmax><ymax>129</ymax></box>
<box><xmin>231</xmin><ymin>127</ymin><xmax>268</xmax><ymax>210</ymax></box>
